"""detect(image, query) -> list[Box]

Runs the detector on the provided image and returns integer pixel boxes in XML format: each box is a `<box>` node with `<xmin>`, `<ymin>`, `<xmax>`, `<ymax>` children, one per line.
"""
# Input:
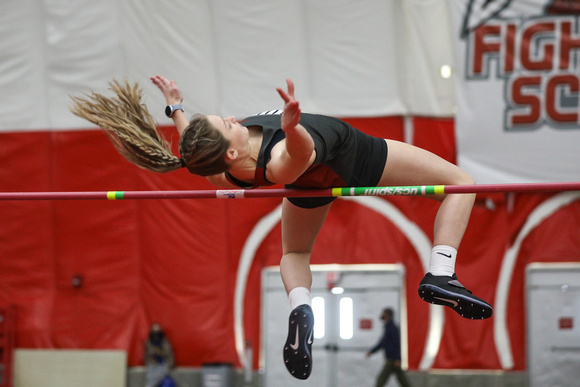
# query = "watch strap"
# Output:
<box><xmin>165</xmin><ymin>104</ymin><xmax>184</xmax><ymax>118</ymax></box>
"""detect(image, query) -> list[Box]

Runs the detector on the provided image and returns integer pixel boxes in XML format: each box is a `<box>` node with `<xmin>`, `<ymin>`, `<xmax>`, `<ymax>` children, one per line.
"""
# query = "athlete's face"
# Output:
<box><xmin>207</xmin><ymin>115</ymin><xmax>249</xmax><ymax>152</ymax></box>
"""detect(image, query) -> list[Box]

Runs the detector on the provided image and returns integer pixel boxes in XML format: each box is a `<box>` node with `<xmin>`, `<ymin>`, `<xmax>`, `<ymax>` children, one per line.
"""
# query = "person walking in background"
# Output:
<box><xmin>366</xmin><ymin>308</ymin><xmax>411</xmax><ymax>387</ymax></box>
<box><xmin>144</xmin><ymin>323</ymin><xmax>176</xmax><ymax>387</ymax></box>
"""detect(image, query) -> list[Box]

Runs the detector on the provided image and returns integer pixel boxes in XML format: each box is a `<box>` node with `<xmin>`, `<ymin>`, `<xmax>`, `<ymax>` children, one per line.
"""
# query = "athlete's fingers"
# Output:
<box><xmin>277</xmin><ymin>87</ymin><xmax>290</xmax><ymax>103</ymax></box>
<box><xmin>286</xmin><ymin>78</ymin><xmax>295</xmax><ymax>98</ymax></box>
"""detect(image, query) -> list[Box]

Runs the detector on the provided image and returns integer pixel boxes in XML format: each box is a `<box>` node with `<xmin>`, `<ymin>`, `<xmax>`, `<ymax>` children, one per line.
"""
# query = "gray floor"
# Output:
<box><xmin>127</xmin><ymin>367</ymin><xmax>527</xmax><ymax>387</ymax></box>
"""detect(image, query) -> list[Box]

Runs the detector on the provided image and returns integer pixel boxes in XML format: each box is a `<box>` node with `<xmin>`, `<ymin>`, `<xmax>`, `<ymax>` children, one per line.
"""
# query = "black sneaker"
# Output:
<box><xmin>418</xmin><ymin>273</ymin><xmax>493</xmax><ymax>319</ymax></box>
<box><xmin>283</xmin><ymin>304</ymin><xmax>314</xmax><ymax>380</ymax></box>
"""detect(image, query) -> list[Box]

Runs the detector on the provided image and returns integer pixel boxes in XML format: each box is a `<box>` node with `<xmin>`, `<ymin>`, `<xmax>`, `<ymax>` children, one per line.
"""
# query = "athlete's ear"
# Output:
<box><xmin>226</xmin><ymin>148</ymin><xmax>238</xmax><ymax>161</ymax></box>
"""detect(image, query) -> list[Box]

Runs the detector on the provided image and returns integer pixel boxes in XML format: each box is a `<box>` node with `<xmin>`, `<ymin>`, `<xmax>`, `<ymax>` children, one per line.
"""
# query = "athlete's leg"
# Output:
<box><xmin>378</xmin><ymin>139</ymin><xmax>475</xmax><ymax>249</ymax></box>
<box><xmin>280</xmin><ymin>198</ymin><xmax>332</xmax><ymax>380</ymax></box>
<box><xmin>379</xmin><ymin>140</ymin><xmax>492</xmax><ymax>319</ymax></box>
<box><xmin>280</xmin><ymin>199</ymin><xmax>332</xmax><ymax>295</ymax></box>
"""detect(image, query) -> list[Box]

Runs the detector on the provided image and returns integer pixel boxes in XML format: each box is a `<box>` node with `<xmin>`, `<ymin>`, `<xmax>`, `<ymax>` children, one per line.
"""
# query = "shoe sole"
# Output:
<box><xmin>283</xmin><ymin>309</ymin><xmax>313</xmax><ymax>380</ymax></box>
<box><xmin>419</xmin><ymin>284</ymin><xmax>493</xmax><ymax>319</ymax></box>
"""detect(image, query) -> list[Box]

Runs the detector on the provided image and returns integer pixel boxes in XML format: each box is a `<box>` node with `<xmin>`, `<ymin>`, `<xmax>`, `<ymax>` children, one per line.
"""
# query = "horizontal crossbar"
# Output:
<box><xmin>1</xmin><ymin>182</ymin><xmax>580</xmax><ymax>201</ymax></box>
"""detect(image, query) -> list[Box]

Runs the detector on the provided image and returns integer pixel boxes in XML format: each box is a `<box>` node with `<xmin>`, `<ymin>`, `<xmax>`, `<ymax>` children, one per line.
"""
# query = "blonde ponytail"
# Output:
<box><xmin>70</xmin><ymin>80</ymin><xmax>182</xmax><ymax>173</ymax></box>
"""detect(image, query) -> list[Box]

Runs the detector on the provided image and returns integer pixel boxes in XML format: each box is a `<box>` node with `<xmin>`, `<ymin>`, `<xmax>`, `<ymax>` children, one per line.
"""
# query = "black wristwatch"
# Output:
<box><xmin>165</xmin><ymin>104</ymin><xmax>184</xmax><ymax>118</ymax></box>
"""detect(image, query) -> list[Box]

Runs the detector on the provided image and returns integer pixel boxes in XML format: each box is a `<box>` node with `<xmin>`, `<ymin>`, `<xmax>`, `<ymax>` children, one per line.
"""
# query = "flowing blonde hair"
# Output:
<box><xmin>69</xmin><ymin>80</ymin><xmax>231</xmax><ymax>176</ymax></box>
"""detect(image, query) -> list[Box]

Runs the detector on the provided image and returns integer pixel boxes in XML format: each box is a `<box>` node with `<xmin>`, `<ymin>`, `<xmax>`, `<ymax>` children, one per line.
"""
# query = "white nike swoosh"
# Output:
<box><xmin>433</xmin><ymin>296</ymin><xmax>458</xmax><ymax>307</ymax></box>
<box><xmin>290</xmin><ymin>325</ymin><xmax>300</xmax><ymax>350</ymax></box>
<box><xmin>307</xmin><ymin>330</ymin><xmax>313</xmax><ymax>345</ymax></box>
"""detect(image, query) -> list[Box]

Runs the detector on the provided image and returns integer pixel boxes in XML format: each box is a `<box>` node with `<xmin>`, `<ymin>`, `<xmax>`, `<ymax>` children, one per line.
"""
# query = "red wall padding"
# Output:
<box><xmin>1</xmin><ymin>118</ymin><xmax>579</xmax><ymax>370</ymax></box>
<box><xmin>412</xmin><ymin>117</ymin><xmax>456</xmax><ymax>164</ymax></box>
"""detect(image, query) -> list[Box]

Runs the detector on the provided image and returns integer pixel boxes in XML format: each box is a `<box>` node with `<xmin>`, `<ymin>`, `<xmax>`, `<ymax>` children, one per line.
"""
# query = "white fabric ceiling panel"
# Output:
<box><xmin>302</xmin><ymin>0</ymin><xmax>405</xmax><ymax>116</ymax></box>
<box><xmin>0</xmin><ymin>0</ymin><xmax>456</xmax><ymax>132</ymax></box>
<box><xmin>44</xmin><ymin>0</ymin><xmax>125</xmax><ymax>130</ymax></box>
<box><xmin>120</xmin><ymin>0</ymin><xmax>221</xmax><ymax>122</ymax></box>
<box><xmin>207</xmin><ymin>1</ymin><xmax>309</xmax><ymax>118</ymax></box>
<box><xmin>0</xmin><ymin>0</ymin><xmax>50</xmax><ymax>130</ymax></box>
<box><xmin>398</xmin><ymin>0</ymin><xmax>456</xmax><ymax>115</ymax></box>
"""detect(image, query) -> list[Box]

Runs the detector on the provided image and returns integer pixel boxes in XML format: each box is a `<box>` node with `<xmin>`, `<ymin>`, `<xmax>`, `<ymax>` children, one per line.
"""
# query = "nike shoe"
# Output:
<box><xmin>283</xmin><ymin>304</ymin><xmax>314</xmax><ymax>380</ymax></box>
<box><xmin>418</xmin><ymin>273</ymin><xmax>493</xmax><ymax>319</ymax></box>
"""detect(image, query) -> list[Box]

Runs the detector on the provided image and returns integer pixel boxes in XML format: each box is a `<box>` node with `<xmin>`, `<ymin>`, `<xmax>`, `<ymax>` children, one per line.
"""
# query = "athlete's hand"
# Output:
<box><xmin>268</xmin><ymin>78</ymin><xmax>314</xmax><ymax>184</ymax></box>
<box><xmin>276</xmin><ymin>78</ymin><xmax>301</xmax><ymax>132</ymax></box>
<box><xmin>150</xmin><ymin>75</ymin><xmax>183</xmax><ymax>105</ymax></box>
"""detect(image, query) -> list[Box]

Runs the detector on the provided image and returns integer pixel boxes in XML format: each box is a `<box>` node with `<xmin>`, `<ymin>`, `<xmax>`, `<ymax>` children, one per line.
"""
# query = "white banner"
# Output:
<box><xmin>449</xmin><ymin>0</ymin><xmax>580</xmax><ymax>183</ymax></box>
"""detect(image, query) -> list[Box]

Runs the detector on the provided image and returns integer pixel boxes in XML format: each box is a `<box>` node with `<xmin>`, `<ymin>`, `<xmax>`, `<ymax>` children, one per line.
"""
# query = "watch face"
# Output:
<box><xmin>165</xmin><ymin>105</ymin><xmax>172</xmax><ymax>117</ymax></box>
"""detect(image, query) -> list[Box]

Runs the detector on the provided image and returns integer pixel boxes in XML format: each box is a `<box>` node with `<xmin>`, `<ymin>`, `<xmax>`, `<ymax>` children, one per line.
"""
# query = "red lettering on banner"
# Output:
<box><xmin>504</xmin><ymin>24</ymin><xmax>516</xmax><ymax>73</ymax></box>
<box><xmin>508</xmin><ymin>74</ymin><xmax>580</xmax><ymax>126</ymax></box>
<box><xmin>546</xmin><ymin>74</ymin><xmax>579</xmax><ymax>122</ymax></box>
<box><xmin>472</xmin><ymin>25</ymin><xmax>501</xmax><ymax>75</ymax></box>
<box><xmin>468</xmin><ymin>16</ymin><xmax>580</xmax><ymax>130</ymax></box>
<box><xmin>560</xmin><ymin>21</ymin><xmax>580</xmax><ymax>70</ymax></box>
<box><xmin>521</xmin><ymin>22</ymin><xmax>556</xmax><ymax>71</ymax></box>
<box><xmin>510</xmin><ymin>76</ymin><xmax>542</xmax><ymax>125</ymax></box>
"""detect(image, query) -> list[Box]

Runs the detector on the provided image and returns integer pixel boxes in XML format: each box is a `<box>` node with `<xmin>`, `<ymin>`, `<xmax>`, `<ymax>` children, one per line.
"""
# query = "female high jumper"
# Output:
<box><xmin>70</xmin><ymin>76</ymin><xmax>492</xmax><ymax>380</ymax></box>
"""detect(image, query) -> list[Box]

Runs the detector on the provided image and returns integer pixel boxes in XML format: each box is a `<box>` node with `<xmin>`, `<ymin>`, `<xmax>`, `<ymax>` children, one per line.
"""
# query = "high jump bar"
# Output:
<box><xmin>1</xmin><ymin>182</ymin><xmax>580</xmax><ymax>201</ymax></box>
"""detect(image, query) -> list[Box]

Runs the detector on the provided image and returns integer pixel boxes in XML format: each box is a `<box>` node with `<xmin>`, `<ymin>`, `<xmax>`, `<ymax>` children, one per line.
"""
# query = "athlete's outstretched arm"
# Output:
<box><xmin>268</xmin><ymin>78</ymin><xmax>315</xmax><ymax>184</ymax></box>
<box><xmin>151</xmin><ymin>75</ymin><xmax>189</xmax><ymax>136</ymax></box>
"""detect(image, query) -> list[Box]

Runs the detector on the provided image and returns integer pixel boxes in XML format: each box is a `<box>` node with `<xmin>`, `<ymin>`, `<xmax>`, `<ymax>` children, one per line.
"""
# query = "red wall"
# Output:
<box><xmin>1</xmin><ymin>117</ymin><xmax>579</xmax><ymax>369</ymax></box>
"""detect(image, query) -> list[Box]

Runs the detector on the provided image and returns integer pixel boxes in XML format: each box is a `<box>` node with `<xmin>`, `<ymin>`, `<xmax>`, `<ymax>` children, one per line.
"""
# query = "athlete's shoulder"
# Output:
<box><xmin>252</xmin><ymin>109</ymin><xmax>283</xmax><ymax>116</ymax></box>
<box><xmin>241</xmin><ymin>110</ymin><xmax>283</xmax><ymax>127</ymax></box>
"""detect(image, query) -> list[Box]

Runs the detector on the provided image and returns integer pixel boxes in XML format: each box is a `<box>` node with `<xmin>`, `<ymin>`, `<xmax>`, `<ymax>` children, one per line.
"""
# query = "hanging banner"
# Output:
<box><xmin>449</xmin><ymin>0</ymin><xmax>580</xmax><ymax>183</ymax></box>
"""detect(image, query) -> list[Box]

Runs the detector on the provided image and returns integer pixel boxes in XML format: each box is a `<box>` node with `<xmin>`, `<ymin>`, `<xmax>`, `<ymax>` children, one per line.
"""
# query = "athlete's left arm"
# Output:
<box><xmin>266</xmin><ymin>79</ymin><xmax>315</xmax><ymax>184</ymax></box>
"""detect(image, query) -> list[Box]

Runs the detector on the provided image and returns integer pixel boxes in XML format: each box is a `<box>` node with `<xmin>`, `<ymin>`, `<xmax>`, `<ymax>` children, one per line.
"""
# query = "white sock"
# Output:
<box><xmin>288</xmin><ymin>287</ymin><xmax>311</xmax><ymax>310</ymax></box>
<box><xmin>428</xmin><ymin>245</ymin><xmax>457</xmax><ymax>277</ymax></box>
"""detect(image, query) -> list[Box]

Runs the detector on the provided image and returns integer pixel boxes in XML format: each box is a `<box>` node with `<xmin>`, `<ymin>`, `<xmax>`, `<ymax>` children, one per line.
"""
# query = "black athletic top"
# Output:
<box><xmin>225</xmin><ymin>111</ymin><xmax>388</xmax><ymax>208</ymax></box>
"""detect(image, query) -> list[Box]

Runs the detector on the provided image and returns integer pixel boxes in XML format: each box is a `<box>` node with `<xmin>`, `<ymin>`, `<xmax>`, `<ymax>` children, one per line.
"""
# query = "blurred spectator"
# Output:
<box><xmin>366</xmin><ymin>308</ymin><xmax>411</xmax><ymax>387</ymax></box>
<box><xmin>144</xmin><ymin>323</ymin><xmax>175</xmax><ymax>387</ymax></box>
